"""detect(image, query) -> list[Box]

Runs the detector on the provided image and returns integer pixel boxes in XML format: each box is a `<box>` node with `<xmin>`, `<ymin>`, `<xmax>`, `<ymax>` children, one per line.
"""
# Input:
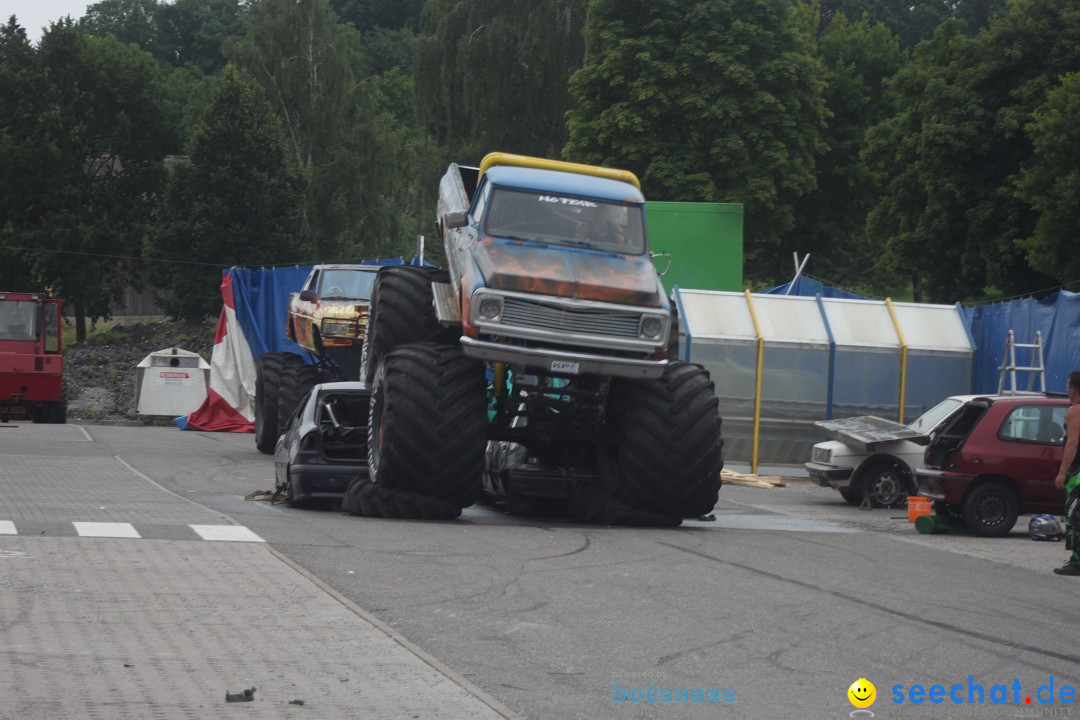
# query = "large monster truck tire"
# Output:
<box><xmin>277</xmin><ymin>361</ymin><xmax>328</xmax><ymax>432</ymax></box>
<box><xmin>367</xmin><ymin>343</ymin><xmax>486</xmax><ymax>508</ymax></box>
<box><xmin>341</xmin><ymin>477</ymin><xmax>462</xmax><ymax>520</ymax></box>
<box><xmin>361</xmin><ymin>266</ymin><xmax>457</xmax><ymax>383</ymax></box>
<box><xmin>611</xmin><ymin>361</ymin><xmax>724</xmax><ymax>518</ymax></box>
<box><xmin>254</xmin><ymin>352</ymin><xmax>300</xmax><ymax>454</ymax></box>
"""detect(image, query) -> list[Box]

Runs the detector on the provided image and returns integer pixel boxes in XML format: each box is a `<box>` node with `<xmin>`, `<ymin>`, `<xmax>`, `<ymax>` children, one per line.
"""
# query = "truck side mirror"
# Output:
<box><xmin>299</xmin><ymin>290</ymin><xmax>317</xmax><ymax>302</ymax></box>
<box><xmin>650</xmin><ymin>252</ymin><xmax>673</xmax><ymax>277</ymax></box>
<box><xmin>443</xmin><ymin>210</ymin><xmax>468</xmax><ymax>230</ymax></box>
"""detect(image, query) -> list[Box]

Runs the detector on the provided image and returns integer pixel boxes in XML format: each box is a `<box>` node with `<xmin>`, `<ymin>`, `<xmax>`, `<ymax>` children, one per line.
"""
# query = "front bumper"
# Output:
<box><xmin>460</xmin><ymin>336</ymin><xmax>667</xmax><ymax>379</ymax></box>
<box><xmin>290</xmin><ymin>462</ymin><xmax>366</xmax><ymax>499</ymax></box>
<box><xmin>803</xmin><ymin>462</ymin><xmax>854</xmax><ymax>489</ymax></box>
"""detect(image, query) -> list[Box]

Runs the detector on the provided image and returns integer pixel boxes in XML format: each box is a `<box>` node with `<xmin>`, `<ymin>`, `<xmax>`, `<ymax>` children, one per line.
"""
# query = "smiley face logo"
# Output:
<box><xmin>848</xmin><ymin>678</ymin><xmax>876</xmax><ymax>709</ymax></box>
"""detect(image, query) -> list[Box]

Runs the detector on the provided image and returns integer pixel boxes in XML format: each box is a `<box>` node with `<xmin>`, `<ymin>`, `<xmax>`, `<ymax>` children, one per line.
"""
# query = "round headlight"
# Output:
<box><xmin>641</xmin><ymin>317</ymin><xmax>663</xmax><ymax>339</ymax></box>
<box><xmin>478</xmin><ymin>297</ymin><xmax>502</xmax><ymax>321</ymax></box>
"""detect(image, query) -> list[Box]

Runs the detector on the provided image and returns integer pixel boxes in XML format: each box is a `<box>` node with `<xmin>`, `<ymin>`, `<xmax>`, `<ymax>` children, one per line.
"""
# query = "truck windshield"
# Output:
<box><xmin>319</xmin><ymin>270</ymin><xmax>377</xmax><ymax>300</ymax></box>
<box><xmin>484</xmin><ymin>188</ymin><xmax>646</xmax><ymax>255</ymax></box>
<box><xmin>0</xmin><ymin>299</ymin><xmax>39</xmax><ymax>341</ymax></box>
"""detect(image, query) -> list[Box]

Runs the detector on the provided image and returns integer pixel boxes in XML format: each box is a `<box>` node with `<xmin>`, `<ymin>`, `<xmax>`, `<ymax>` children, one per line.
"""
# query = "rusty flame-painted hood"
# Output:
<box><xmin>473</xmin><ymin>238</ymin><xmax>663</xmax><ymax>308</ymax></box>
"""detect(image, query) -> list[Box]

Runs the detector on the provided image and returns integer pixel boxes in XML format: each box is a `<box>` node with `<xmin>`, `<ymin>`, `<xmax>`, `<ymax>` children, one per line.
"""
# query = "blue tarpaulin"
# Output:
<box><xmin>763</xmin><ymin>275</ymin><xmax>869</xmax><ymax>300</ymax></box>
<box><xmin>965</xmin><ymin>291</ymin><xmax>1080</xmax><ymax>394</ymax></box>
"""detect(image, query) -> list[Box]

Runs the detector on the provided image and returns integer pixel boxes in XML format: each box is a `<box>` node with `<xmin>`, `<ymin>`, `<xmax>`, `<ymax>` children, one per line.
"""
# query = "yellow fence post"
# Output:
<box><xmin>885</xmin><ymin>298</ymin><xmax>908</xmax><ymax>424</ymax></box>
<box><xmin>745</xmin><ymin>290</ymin><xmax>764</xmax><ymax>475</ymax></box>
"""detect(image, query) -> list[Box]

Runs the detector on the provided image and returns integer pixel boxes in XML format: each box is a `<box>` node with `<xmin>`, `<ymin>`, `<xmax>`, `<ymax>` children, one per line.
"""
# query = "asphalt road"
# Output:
<box><xmin>4</xmin><ymin>422</ymin><xmax>1080</xmax><ymax>719</ymax></box>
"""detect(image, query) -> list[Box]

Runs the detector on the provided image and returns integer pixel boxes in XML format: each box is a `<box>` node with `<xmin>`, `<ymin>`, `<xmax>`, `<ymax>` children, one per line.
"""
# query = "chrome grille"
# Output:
<box><xmin>501</xmin><ymin>297</ymin><xmax>642</xmax><ymax>338</ymax></box>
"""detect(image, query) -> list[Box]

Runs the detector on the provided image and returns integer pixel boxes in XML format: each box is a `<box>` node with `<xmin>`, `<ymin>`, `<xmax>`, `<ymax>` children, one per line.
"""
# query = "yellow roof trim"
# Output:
<box><xmin>478</xmin><ymin>152</ymin><xmax>641</xmax><ymax>191</ymax></box>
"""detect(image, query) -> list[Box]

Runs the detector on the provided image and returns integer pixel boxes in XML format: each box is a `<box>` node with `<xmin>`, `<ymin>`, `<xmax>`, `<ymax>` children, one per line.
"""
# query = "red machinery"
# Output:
<box><xmin>0</xmin><ymin>292</ymin><xmax>65</xmax><ymax>423</ymax></box>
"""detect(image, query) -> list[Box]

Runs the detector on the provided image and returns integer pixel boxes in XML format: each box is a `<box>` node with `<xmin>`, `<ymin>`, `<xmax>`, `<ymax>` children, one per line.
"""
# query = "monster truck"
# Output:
<box><xmin>353</xmin><ymin>153</ymin><xmax>724</xmax><ymax>523</ymax></box>
<box><xmin>254</xmin><ymin>264</ymin><xmax>378</xmax><ymax>454</ymax></box>
<box><xmin>0</xmin><ymin>292</ymin><xmax>66</xmax><ymax>423</ymax></box>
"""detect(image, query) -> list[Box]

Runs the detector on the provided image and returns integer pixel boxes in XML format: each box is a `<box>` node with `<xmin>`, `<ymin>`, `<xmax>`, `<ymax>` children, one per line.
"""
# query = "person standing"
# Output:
<box><xmin>1054</xmin><ymin>371</ymin><xmax>1080</xmax><ymax>575</ymax></box>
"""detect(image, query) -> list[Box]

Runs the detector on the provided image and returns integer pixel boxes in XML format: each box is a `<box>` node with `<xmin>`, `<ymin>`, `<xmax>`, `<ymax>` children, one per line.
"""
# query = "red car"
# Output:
<box><xmin>915</xmin><ymin>393</ymin><xmax>1068</xmax><ymax>537</ymax></box>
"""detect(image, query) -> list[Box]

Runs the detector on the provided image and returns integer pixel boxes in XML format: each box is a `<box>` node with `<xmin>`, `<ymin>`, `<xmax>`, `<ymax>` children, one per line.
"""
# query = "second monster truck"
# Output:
<box><xmin>354</xmin><ymin>153</ymin><xmax>724</xmax><ymax>524</ymax></box>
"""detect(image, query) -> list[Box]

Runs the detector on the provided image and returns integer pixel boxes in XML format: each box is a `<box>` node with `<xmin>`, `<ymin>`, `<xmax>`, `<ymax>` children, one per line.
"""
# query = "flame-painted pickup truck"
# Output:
<box><xmin>345</xmin><ymin>154</ymin><xmax>723</xmax><ymax>524</ymax></box>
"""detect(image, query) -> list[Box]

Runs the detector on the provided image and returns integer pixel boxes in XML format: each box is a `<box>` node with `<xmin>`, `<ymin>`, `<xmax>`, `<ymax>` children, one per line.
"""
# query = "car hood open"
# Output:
<box><xmin>814</xmin><ymin>416</ymin><xmax>929</xmax><ymax>452</ymax></box>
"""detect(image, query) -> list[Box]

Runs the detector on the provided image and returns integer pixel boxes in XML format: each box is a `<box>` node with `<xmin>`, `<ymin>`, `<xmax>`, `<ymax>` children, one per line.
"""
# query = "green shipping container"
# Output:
<box><xmin>645</xmin><ymin>202</ymin><xmax>743</xmax><ymax>293</ymax></box>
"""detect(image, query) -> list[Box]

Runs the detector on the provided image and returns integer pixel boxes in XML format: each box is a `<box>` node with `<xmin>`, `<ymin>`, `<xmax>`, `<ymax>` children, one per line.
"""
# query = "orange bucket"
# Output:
<box><xmin>907</xmin><ymin>496</ymin><xmax>933</xmax><ymax>523</ymax></box>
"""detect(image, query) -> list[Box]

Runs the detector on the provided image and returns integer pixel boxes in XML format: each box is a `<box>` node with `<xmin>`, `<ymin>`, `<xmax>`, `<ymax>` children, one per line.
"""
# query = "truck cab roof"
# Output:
<box><xmin>484</xmin><ymin>166</ymin><xmax>645</xmax><ymax>204</ymax></box>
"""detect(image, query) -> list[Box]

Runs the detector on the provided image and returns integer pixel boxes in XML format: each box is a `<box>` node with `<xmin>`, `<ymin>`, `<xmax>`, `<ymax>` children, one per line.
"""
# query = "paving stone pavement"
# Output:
<box><xmin>0</xmin><ymin>424</ymin><xmax>520</xmax><ymax>720</ymax></box>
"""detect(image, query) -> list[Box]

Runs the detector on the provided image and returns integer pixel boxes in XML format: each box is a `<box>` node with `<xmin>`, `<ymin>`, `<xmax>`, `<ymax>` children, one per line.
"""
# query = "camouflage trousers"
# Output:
<box><xmin>1067</xmin><ymin>473</ymin><xmax>1080</xmax><ymax>563</ymax></box>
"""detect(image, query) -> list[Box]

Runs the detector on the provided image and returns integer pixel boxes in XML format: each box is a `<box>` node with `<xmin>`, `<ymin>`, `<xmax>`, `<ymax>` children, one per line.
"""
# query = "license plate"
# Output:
<box><xmin>550</xmin><ymin>360</ymin><xmax>580</xmax><ymax>374</ymax></box>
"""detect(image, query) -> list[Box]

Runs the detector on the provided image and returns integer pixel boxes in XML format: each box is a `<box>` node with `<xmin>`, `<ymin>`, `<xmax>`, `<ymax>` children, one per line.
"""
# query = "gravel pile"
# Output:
<box><xmin>65</xmin><ymin>319</ymin><xmax>218</xmax><ymax>422</ymax></box>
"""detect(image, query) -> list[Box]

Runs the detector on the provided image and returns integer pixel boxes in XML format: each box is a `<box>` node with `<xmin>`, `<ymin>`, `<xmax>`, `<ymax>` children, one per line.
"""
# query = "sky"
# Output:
<box><xmin>1</xmin><ymin>0</ymin><xmax>94</xmax><ymax>43</ymax></box>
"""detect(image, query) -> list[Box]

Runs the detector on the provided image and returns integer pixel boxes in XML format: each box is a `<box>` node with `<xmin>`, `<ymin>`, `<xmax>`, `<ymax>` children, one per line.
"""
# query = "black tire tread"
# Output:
<box><xmin>255</xmin><ymin>352</ymin><xmax>298</xmax><ymax>454</ymax></box>
<box><xmin>278</xmin><ymin>362</ymin><xmax>327</xmax><ymax>432</ymax></box>
<box><xmin>962</xmin><ymin>483</ymin><xmax>1018</xmax><ymax>537</ymax></box>
<box><xmin>611</xmin><ymin>362</ymin><xmax>724</xmax><ymax>518</ymax></box>
<box><xmin>362</xmin><ymin>266</ymin><xmax>456</xmax><ymax>383</ymax></box>
<box><xmin>368</xmin><ymin>343</ymin><xmax>485</xmax><ymax>507</ymax></box>
<box><xmin>341</xmin><ymin>477</ymin><xmax>462</xmax><ymax>520</ymax></box>
<box><xmin>861</xmin><ymin>462</ymin><xmax>911</xmax><ymax>509</ymax></box>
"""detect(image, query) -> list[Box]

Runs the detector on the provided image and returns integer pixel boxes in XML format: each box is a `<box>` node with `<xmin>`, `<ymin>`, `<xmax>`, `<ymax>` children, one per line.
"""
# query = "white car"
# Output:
<box><xmin>804</xmin><ymin>396</ymin><xmax>971</xmax><ymax>508</ymax></box>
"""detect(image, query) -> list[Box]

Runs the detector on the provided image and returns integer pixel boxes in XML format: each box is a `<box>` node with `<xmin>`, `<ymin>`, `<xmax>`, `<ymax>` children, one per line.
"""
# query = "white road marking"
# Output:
<box><xmin>0</xmin><ymin>521</ymin><xmax>16</xmax><ymax>534</ymax></box>
<box><xmin>189</xmin><ymin>525</ymin><xmax>265</xmax><ymax>543</ymax></box>
<box><xmin>73</xmin><ymin>522</ymin><xmax>141</xmax><ymax>538</ymax></box>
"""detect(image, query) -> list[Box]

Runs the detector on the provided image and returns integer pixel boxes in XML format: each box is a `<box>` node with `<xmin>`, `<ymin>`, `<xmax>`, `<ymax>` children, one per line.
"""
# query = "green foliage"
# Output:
<box><xmin>819</xmin><ymin>0</ymin><xmax>1004</xmax><ymax>48</ymax></box>
<box><xmin>227</xmin><ymin>0</ymin><xmax>386</xmax><ymax>260</ymax></box>
<box><xmin>1017</xmin><ymin>72</ymin><xmax>1080</xmax><ymax>283</ymax></box>
<box><xmin>4</xmin><ymin>0</ymin><xmax>1080</xmax><ymax>310</ymax></box>
<box><xmin>416</xmin><ymin>0</ymin><xmax>586</xmax><ymax>161</ymax></box>
<box><xmin>82</xmin><ymin>0</ymin><xmax>247</xmax><ymax>72</ymax></box>
<box><xmin>566</xmin><ymin>0</ymin><xmax>827</xmax><ymax>284</ymax></box>
<box><xmin>0</xmin><ymin>20</ymin><xmax>175</xmax><ymax>338</ymax></box>
<box><xmin>865</xmin><ymin>0</ymin><xmax>1080</xmax><ymax>302</ymax></box>
<box><xmin>331</xmin><ymin>0</ymin><xmax>426</xmax><ymax>32</ymax></box>
<box><xmin>147</xmin><ymin>66</ymin><xmax>308</xmax><ymax>319</ymax></box>
<box><xmin>791</xmin><ymin>12</ymin><xmax>903</xmax><ymax>289</ymax></box>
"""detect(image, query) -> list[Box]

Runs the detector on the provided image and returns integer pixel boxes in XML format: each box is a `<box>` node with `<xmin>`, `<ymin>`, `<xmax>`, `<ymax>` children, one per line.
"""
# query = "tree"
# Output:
<box><xmin>865</xmin><ymin>0</ymin><xmax>1080</xmax><ymax>302</ymax></box>
<box><xmin>789</xmin><ymin>13</ymin><xmax>903</xmax><ymax>290</ymax></box>
<box><xmin>81</xmin><ymin>0</ymin><xmax>246</xmax><ymax>72</ymax></box>
<box><xmin>565</xmin><ymin>0</ymin><xmax>826</xmax><ymax>284</ymax></box>
<box><xmin>80</xmin><ymin>0</ymin><xmax>160</xmax><ymax>53</ymax></box>
<box><xmin>416</xmin><ymin>0</ymin><xmax>586</xmax><ymax>161</ymax></box>
<box><xmin>147</xmin><ymin>66</ymin><xmax>307</xmax><ymax>319</ymax></box>
<box><xmin>0</xmin><ymin>21</ymin><xmax>175</xmax><ymax>339</ymax></box>
<box><xmin>331</xmin><ymin>0</ymin><xmax>426</xmax><ymax>32</ymax></box>
<box><xmin>0</xmin><ymin>17</ymin><xmax>37</xmax><ymax>290</ymax></box>
<box><xmin>156</xmin><ymin>0</ymin><xmax>247</xmax><ymax>72</ymax></box>
<box><xmin>1017</xmin><ymin>72</ymin><xmax>1080</xmax><ymax>283</ymax></box>
<box><xmin>818</xmin><ymin>0</ymin><xmax>1005</xmax><ymax>48</ymax></box>
<box><xmin>227</xmin><ymin>0</ymin><xmax>382</xmax><ymax>261</ymax></box>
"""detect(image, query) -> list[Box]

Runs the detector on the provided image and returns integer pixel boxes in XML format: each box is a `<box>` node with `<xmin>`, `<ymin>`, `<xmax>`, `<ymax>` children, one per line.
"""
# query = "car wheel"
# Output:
<box><xmin>962</xmin><ymin>482</ymin><xmax>1019</xmax><ymax>537</ymax></box>
<box><xmin>839</xmin><ymin>489</ymin><xmax>863</xmax><ymax>506</ymax></box>
<box><xmin>861</xmin><ymin>463</ymin><xmax>911</xmax><ymax>509</ymax></box>
<box><xmin>933</xmin><ymin>500</ymin><xmax>967</xmax><ymax>528</ymax></box>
